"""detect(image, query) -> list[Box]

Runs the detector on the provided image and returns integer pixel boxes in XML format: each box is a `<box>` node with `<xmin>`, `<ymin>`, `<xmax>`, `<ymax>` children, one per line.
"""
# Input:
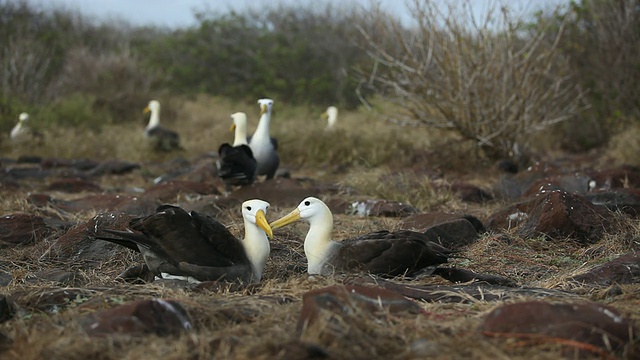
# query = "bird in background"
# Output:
<box><xmin>248</xmin><ymin>98</ymin><xmax>280</xmax><ymax>179</ymax></box>
<box><xmin>322</xmin><ymin>106</ymin><xmax>338</xmax><ymax>130</ymax></box>
<box><xmin>143</xmin><ymin>100</ymin><xmax>182</xmax><ymax>151</ymax></box>
<box><xmin>217</xmin><ymin>112</ymin><xmax>257</xmax><ymax>187</ymax></box>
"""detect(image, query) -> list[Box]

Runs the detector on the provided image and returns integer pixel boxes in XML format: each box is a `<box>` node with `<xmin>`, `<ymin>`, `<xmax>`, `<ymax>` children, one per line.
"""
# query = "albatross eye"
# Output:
<box><xmin>246</xmin><ymin>206</ymin><xmax>252</xmax><ymax>211</ymax></box>
<box><xmin>304</xmin><ymin>201</ymin><xmax>310</xmax><ymax>206</ymax></box>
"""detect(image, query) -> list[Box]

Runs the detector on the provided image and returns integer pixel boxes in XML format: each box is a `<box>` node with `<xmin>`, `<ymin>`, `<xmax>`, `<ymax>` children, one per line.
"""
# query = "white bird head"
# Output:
<box><xmin>242</xmin><ymin>199</ymin><xmax>273</xmax><ymax>239</ymax></box>
<box><xmin>322</xmin><ymin>106</ymin><xmax>338</xmax><ymax>128</ymax></box>
<box><xmin>144</xmin><ymin>100</ymin><xmax>161</xmax><ymax>114</ymax></box>
<box><xmin>270</xmin><ymin>196</ymin><xmax>333</xmax><ymax>230</ymax></box>
<box><xmin>230</xmin><ymin>112</ymin><xmax>248</xmax><ymax>132</ymax></box>
<box><xmin>258</xmin><ymin>98</ymin><xmax>274</xmax><ymax>116</ymax></box>
<box><xmin>18</xmin><ymin>113</ymin><xmax>29</xmax><ymax>122</ymax></box>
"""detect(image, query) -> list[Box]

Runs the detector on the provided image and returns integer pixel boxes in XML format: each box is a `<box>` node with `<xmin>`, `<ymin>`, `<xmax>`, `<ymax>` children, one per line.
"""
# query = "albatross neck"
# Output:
<box><xmin>233</xmin><ymin>121</ymin><xmax>249</xmax><ymax>146</ymax></box>
<box><xmin>304</xmin><ymin>209</ymin><xmax>336</xmax><ymax>274</ymax></box>
<box><xmin>147</xmin><ymin>107</ymin><xmax>160</xmax><ymax>129</ymax></box>
<box><xmin>243</xmin><ymin>220</ymin><xmax>270</xmax><ymax>282</ymax></box>
<box><xmin>252</xmin><ymin>112</ymin><xmax>271</xmax><ymax>142</ymax></box>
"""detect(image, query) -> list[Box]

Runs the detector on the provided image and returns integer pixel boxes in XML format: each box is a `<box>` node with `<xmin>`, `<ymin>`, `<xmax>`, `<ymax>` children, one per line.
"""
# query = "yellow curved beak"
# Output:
<box><xmin>270</xmin><ymin>209</ymin><xmax>301</xmax><ymax>230</ymax></box>
<box><xmin>143</xmin><ymin>106</ymin><xmax>151</xmax><ymax>114</ymax></box>
<box><xmin>256</xmin><ymin>209</ymin><xmax>273</xmax><ymax>239</ymax></box>
<box><xmin>230</xmin><ymin>123</ymin><xmax>236</xmax><ymax>132</ymax></box>
<box><xmin>259</xmin><ymin>104</ymin><xmax>267</xmax><ymax>116</ymax></box>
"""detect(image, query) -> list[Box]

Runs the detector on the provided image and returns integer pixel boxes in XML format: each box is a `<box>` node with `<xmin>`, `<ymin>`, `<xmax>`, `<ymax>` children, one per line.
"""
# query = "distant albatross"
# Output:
<box><xmin>249</xmin><ymin>98</ymin><xmax>279</xmax><ymax>179</ymax></box>
<box><xmin>10</xmin><ymin>112</ymin><xmax>42</xmax><ymax>142</ymax></box>
<box><xmin>95</xmin><ymin>199</ymin><xmax>273</xmax><ymax>283</ymax></box>
<box><xmin>322</xmin><ymin>106</ymin><xmax>338</xmax><ymax>130</ymax></box>
<box><xmin>270</xmin><ymin>197</ymin><xmax>452</xmax><ymax>276</ymax></box>
<box><xmin>217</xmin><ymin>112</ymin><xmax>257</xmax><ymax>186</ymax></box>
<box><xmin>143</xmin><ymin>100</ymin><xmax>182</xmax><ymax>151</ymax></box>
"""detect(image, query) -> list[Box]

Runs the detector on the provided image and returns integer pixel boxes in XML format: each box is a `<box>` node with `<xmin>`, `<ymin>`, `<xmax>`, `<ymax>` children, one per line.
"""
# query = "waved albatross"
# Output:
<box><xmin>96</xmin><ymin>199</ymin><xmax>273</xmax><ymax>283</ymax></box>
<box><xmin>143</xmin><ymin>100</ymin><xmax>182</xmax><ymax>151</ymax></box>
<box><xmin>271</xmin><ymin>197</ymin><xmax>452</xmax><ymax>276</ymax></box>
<box><xmin>248</xmin><ymin>98</ymin><xmax>279</xmax><ymax>179</ymax></box>
<box><xmin>217</xmin><ymin>112</ymin><xmax>257</xmax><ymax>186</ymax></box>
<box><xmin>322</xmin><ymin>106</ymin><xmax>338</xmax><ymax>130</ymax></box>
<box><xmin>10</xmin><ymin>112</ymin><xmax>42</xmax><ymax>143</ymax></box>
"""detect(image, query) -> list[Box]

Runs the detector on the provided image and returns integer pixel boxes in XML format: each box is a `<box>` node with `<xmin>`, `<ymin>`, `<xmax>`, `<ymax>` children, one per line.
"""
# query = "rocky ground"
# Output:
<box><xmin>0</xmin><ymin>150</ymin><xmax>639</xmax><ymax>359</ymax></box>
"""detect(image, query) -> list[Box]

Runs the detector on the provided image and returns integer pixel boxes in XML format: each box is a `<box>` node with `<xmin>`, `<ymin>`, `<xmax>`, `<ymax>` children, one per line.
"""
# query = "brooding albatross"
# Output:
<box><xmin>143</xmin><ymin>100</ymin><xmax>182</xmax><ymax>151</ymax></box>
<box><xmin>322</xmin><ymin>106</ymin><xmax>338</xmax><ymax>130</ymax></box>
<box><xmin>270</xmin><ymin>197</ymin><xmax>452</xmax><ymax>276</ymax></box>
<box><xmin>217</xmin><ymin>112</ymin><xmax>257</xmax><ymax>186</ymax></box>
<box><xmin>249</xmin><ymin>98</ymin><xmax>279</xmax><ymax>179</ymax></box>
<box><xmin>10</xmin><ymin>112</ymin><xmax>43</xmax><ymax>143</ymax></box>
<box><xmin>96</xmin><ymin>199</ymin><xmax>273</xmax><ymax>284</ymax></box>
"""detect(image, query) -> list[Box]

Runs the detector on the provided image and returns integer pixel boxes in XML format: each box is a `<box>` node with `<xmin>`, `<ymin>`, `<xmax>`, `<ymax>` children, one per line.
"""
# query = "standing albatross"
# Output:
<box><xmin>143</xmin><ymin>100</ymin><xmax>182</xmax><ymax>151</ymax></box>
<box><xmin>217</xmin><ymin>112</ymin><xmax>257</xmax><ymax>186</ymax></box>
<box><xmin>95</xmin><ymin>199</ymin><xmax>273</xmax><ymax>284</ymax></box>
<box><xmin>322</xmin><ymin>106</ymin><xmax>338</xmax><ymax>130</ymax></box>
<box><xmin>249</xmin><ymin>98</ymin><xmax>279</xmax><ymax>179</ymax></box>
<box><xmin>270</xmin><ymin>197</ymin><xmax>452</xmax><ymax>276</ymax></box>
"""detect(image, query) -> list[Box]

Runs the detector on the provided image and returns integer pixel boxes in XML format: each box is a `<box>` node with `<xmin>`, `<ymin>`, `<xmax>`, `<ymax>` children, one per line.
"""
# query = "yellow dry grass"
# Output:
<box><xmin>0</xmin><ymin>95</ymin><xmax>639</xmax><ymax>359</ymax></box>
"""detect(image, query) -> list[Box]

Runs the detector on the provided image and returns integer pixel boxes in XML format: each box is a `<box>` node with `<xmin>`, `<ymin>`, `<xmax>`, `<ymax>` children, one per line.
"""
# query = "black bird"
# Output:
<box><xmin>217</xmin><ymin>112</ymin><xmax>257</xmax><ymax>186</ymax></box>
<box><xmin>95</xmin><ymin>200</ymin><xmax>273</xmax><ymax>283</ymax></box>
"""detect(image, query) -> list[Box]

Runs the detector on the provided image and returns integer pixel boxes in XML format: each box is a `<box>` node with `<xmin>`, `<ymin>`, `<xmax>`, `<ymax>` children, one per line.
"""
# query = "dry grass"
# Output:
<box><xmin>1</xmin><ymin>95</ymin><xmax>639</xmax><ymax>359</ymax></box>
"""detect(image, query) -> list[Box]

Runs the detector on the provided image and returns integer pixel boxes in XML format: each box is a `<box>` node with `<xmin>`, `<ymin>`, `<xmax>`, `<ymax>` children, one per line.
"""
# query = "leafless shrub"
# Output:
<box><xmin>359</xmin><ymin>0</ymin><xmax>587</xmax><ymax>161</ymax></box>
<box><xmin>0</xmin><ymin>35</ymin><xmax>53</xmax><ymax>103</ymax></box>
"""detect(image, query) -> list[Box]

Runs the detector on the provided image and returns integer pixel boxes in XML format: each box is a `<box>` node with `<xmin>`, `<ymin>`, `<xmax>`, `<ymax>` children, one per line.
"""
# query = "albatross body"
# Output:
<box><xmin>96</xmin><ymin>199</ymin><xmax>273</xmax><ymax>283</ymax></box>
<box><xmin>143</xmin><ymin>100</ymin><xmax>182</xmax><ymax>151</ymax></box>
<box><xmin>217</xmin><ymin>112</ymin><xmax>257</xmax><ymax>186</ymax></box>
<box><xmin>10</xmin><ymin>112</ymin><xmax>36</xmax><ymax>142</ymax></box>
<box><xmin>271</xmin><ymin>197</ymin><xmax>452</xmax><ymax>276</ymax></box>
<box><xmin>249</xmin><ymin>98</ymin><xmax>279</xmax><ymax>179</ymax></box>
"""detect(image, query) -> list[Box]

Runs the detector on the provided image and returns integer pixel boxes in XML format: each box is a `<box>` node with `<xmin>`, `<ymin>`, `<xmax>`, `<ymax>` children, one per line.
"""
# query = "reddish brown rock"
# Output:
<box><xmin>521</xmin><ymin>173</ymin><xmax>592</xmax><ymax>197</ymax></box>
<box><xmin>0</xmin><ymin>213</ymin><xmax>53</xmax><ymax>247</ymax></box>
<box><xmin>481</xmin><ymin>301</ymin><xmax>635</xmax><ymax>354</ymax></box>
<box><xmin>29</xmin><ymin>193</ymin><xmax>157</xmax><ymax>215</ymax></box>
<box><xmin>81</xmin><ymin>299</ymin><xmax>192</xmax><ymax>337</ymax></box>
<box><xmin>50</xmin><ymin>212</ymin><xmax>136</xmax><ymax>264</ymax></box>
<box><xmin>486</xmin><ymin>190</ymin><xmax>614</xmax><ymax>243</ymax></box>
<box><xmin>299</xmin><ymin>284</ymin><xmax>420</xmax><ymax>334</ymax></box>
<box><xmin>570</xmin><ymin>253</ymin><xmax>640</xmax><ymax>286</ymax></box>
<box><xmin>46</xmin><ymin>177</ymin><xmax>102</xmax><ymax>193</ymax></box>
<box><xmin>348</xmin><ymin>199</ymin><xmax>418</xmax><ymax>217</ymax></box>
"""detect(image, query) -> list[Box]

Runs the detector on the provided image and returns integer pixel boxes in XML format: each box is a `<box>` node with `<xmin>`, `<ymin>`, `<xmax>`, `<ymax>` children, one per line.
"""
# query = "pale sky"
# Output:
<box><xmin>26</xmin><ymin>0</ymin><xmax>567</xmax><ymax>28</ymax></box>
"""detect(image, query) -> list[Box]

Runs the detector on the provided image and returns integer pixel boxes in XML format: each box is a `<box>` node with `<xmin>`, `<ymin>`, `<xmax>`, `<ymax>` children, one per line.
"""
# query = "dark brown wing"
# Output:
<box><xmin>217</xmin><ymin>143</ymin><xmax>257</xmax><ymax>186</ymax></box>
<box><xmin>147</xmin><ymin>126</ymin><xmax>181</xmax><ymax>151</ymax></box>
<box><xmin>189</xmin><ymin>209</ymin><xmax>250</xmax><ymax>264</ymax></box>
<box><xmin>130</xmin><ymin>205</ymin><xmax>248</xmax><ymax>267</ymax></box>
<box><xmin>336</xmin><ymin>230</ymin><xmax>452</xmax><ymax>276</ymax></box>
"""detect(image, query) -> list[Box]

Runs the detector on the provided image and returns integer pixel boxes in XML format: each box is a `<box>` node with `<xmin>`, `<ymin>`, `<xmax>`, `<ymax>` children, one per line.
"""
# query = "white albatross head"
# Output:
<box><xmin>18</xmin><ymin>112</ymin><xmax>29</xmax><ymax>123</ymax></box>
<box><xmin>322</xmin><ymin>106</ymin><xmax>338</xmax><ymax>129</ymax></box>
<box><xmin>270</xmin><ymin>197</ymin><xmax>333</xmax><ymax>232</ymax></box>
<box><xmin>258</xmin><ymin>98</ymin><xmax>274</xmax><ymax>116</ymax></box>
<box><xmin>240</xmin><ymin>199</ymin><xmax>273</xmax><ymax>281</ymax></box>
